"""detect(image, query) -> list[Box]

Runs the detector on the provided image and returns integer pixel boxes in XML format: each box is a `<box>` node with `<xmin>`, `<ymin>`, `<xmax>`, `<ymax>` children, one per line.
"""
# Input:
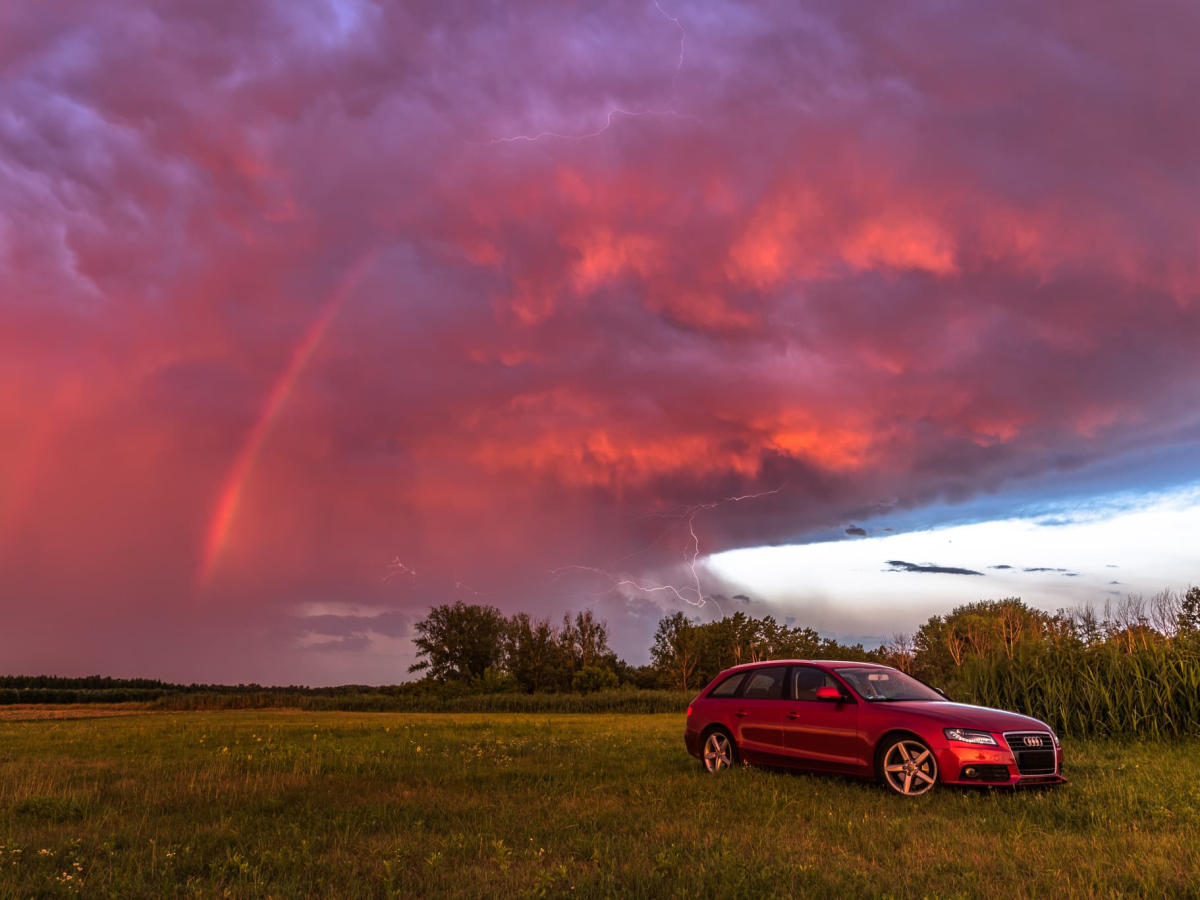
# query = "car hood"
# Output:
<box><xmin>880</xmin><ymin>701</ymin><xmax>1052</xmax><ymax>734</ymax></box>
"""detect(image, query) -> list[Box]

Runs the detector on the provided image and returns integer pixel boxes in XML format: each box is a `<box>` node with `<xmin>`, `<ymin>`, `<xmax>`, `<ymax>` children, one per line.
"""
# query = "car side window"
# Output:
<box><xmin>792</xmin><ymin>667</ymin><xmax>838</xmax><ymax>701</ymax></box>
<box><xmin>708</xmin><ymin>673</ymin><xmax>746</xmax><ymax>698</ymax></box>
<box><xmin>741</xmin><ymin>667</ymin><xmax>786</xmax><ymax>700</ymax></box>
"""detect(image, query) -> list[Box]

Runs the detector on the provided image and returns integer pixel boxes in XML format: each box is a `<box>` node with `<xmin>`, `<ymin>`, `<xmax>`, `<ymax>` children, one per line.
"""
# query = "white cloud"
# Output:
<box><xmin>293</xmin><ymin>601</ymin><xmax>392</xmax><ymax>618</ymax></box>
<box><xmin>707</xmin><ymin>483</ymin><xmax>1200</xmax><ymax>643</ymax></box>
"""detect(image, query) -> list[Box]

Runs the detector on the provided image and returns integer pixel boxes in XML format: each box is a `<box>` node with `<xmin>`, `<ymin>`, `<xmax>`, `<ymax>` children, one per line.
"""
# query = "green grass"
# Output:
<box><xmin>1</xmin><ymin>712</ymin><xmax>1199</xmax><ymax>898</ymax></box>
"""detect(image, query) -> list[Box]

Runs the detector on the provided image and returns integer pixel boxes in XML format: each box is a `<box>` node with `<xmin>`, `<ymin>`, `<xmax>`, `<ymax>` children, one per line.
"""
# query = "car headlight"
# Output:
<box><xmin>1050</xmin><ymin>732</ymin><xmax>1060</xmax><ymax>746</ymax></box>
<box><xmin>943</xmin><ymin>727</ymin><xmax>998</xmax><ymax>745</ymax></box>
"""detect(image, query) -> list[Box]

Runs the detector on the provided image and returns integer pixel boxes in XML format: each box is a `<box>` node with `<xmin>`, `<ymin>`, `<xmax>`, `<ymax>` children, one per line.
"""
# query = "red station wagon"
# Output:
<box><xmin>684</xmin><ymin>660</ymin><xmax>1064</xmax><ymax>795</ymax></box>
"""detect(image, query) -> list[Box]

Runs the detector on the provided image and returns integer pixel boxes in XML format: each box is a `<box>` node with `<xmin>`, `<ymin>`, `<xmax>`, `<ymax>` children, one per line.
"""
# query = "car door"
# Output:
<box><xmin>781</xmin><ymin>666</ymin><xmax>859</xmax><ymax>769</ymax></box>
<box><xmin>730</xmin><ymin>666</ymin><xmax>789</xmax><ymax>761</ymax></box>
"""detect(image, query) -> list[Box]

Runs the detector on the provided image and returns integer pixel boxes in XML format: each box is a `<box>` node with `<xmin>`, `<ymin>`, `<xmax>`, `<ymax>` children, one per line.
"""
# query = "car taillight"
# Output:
<box><xmin>686</xmin><ymin>705</ymin><xmax>693</xmax><ymax>718</ymax></box>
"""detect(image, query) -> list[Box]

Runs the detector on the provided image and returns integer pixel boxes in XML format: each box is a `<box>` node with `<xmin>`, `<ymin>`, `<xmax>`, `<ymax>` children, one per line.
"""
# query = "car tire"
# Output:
<box><xmin>701</xmin><ymin>728</ymin><xmax>738</xmax><ymax>773</ymax></box>
<box><xmin>876</xmin><ymin>735</ymin><xmax>938</xmax><ymax>796</ymax></box>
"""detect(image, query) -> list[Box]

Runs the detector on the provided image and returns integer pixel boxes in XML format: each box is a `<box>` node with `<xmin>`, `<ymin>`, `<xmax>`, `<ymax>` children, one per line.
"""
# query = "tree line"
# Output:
<box><xmin>408</xmin><ymin>605</ymin><xmax>627</xmax><ymax>694</ymax></box>
<box><xmin>879</xmin><ymin>587</ymin><xmax>1200</xmax><ymax>686</ymax></box>
<box><xmin>6</xmin><ymin>588</ymin><xmax>1197</xmax><ymax>737</ymax></box>
<box><xmin>406</xmin><ymin>601</ymin><xmax>884</xmax><ymax>694</ymax></box>
<box><xmin>407</xmin><ymin>587</ymin><xmax>1200</xmax><ymax>734</ymax></box>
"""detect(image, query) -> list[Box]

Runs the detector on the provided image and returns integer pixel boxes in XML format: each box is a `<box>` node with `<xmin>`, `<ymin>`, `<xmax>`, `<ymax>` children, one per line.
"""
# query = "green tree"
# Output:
<box><xmin>505</xmin><ymin>613</ymin><xmax>564</xmax><ymax>693</ymax></box>
<box><xmin>912</xmin><ymin>616</ymin><xmax>958</xmax><ymax>684</ymax></box>
<box><xmin>692</xmin><ymin>612</ymin><xmax>762</xmax><ymax>684</ymax></box>
<box><xmin>572</xmin><ymin>665</ymin><xmax>620</xmax><ymax>693</ymax></box>
<box><xmin>562</xmin><ymin>610</ymin><xmax>613</xmax><ymax>671</ymax></box>
<box><xmin>409</xmin><ymin>601</ymin><xmax>508</xmax><ymax>682</ymax></box>
<box><xmin>772</xmin><ymin>622</ymin><xmax>828</xmax><ymax>660</ymax></box>
<box><xmin>651</xmin><ymin>612</ymin><xmax>701</xmax><ymax>692</ymax></box>
<box><xmin>1178</xmin><ymin>587</ymin><xmax>1200</xmax><ymax>638</ymax></box>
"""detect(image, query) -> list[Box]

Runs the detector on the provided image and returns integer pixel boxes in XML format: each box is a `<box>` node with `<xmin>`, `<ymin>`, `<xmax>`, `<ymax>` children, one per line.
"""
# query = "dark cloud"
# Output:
<box><xmin>732</xmin><ymin>594</ymin><xmax>751</xmax><ymax>603</ymax></box>
<box><xmin>989</xmin><ymin>564</ymin><xmax>1013</xmax><ymax>569</ymax></box>
<box><xmin>2</xmin><ymin>0</ymin><xmax>1199</xmax><ymax>681</ymax></box>
<box><xmin>845</xmin><ymin>526</ymin><xmax>867</xmax><ymax>536</ymax></box>
<box><xmin>1024</xmin><ymin>568</ymin><xmax>1069</xmax><ymax>573</ymax></box>
<box><xmin>885</xmin><ymin>560</ymin><xmax>984</xmax><ymax>576</ymax></box>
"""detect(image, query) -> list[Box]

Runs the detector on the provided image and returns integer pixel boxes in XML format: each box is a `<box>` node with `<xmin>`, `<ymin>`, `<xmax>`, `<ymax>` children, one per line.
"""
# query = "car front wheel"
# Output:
<box><xmin>878</xmin><ymin>737</ymin><xmax>938</xmax><ymax>796</ymax></box>
<box><xmin>702</xmin><ymin>729</ymin><xmax>738</xmax><ymax>773</ymax></box>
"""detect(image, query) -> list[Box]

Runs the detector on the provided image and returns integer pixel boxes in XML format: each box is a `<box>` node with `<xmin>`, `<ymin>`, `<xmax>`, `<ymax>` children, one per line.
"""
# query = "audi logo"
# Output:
<box><xmin>1022</xmin><ymin>736</ymin><xmax>1043</xmax><ymax>747</ymax></box>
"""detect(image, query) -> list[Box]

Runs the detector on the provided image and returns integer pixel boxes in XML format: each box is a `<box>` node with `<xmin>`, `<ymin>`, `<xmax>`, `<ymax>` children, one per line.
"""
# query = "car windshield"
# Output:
<box><xmin>834</xmin><ymin>667</ymin><xmax>943</xmax><ymax>702</ymax></box>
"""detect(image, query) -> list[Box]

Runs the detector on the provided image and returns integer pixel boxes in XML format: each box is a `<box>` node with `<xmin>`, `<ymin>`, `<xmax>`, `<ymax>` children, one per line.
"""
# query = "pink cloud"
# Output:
<box><xmin>2</xmin><ymin>0</ymin><xmax>1199</xmax><ymax>681</ymax></box>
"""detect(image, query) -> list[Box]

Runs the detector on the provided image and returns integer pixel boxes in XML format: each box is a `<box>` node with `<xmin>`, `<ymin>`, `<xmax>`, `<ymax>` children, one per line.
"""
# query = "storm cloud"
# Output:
<box><xmin>2</xmin><ymin>0</ymin><xmax>1200</xmax><ymax>681</ymax></box>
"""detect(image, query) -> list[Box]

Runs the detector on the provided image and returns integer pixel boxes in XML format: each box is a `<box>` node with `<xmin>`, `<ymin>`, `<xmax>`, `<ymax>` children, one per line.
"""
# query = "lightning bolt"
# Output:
<box><xmin>481</xmin><ymin>1</ymin><xmax>693</xmax><ymax>145</ymax></box>
<box><xmin>654</xmin><ymin>0</ymin><xmax>685</xmax><ymax>95</ymax></box>
<box><xmin>383</xmin><ymin>557</ymin><xmax>417</xmax><ymax>584</ymax></box>
<box><xmin>386</xmin><ymin>484</ymin><xmax>785</xmax><ymax>618</ymax></box>
<box><xmin>557</xmin><ymin>484</ymin><xmax>787</xmax><ymax>615</ymax></box>
<box><xmin>486</xmin><ymin>108</ymin><xmax>692</xmax><ymax>145</ymax></box>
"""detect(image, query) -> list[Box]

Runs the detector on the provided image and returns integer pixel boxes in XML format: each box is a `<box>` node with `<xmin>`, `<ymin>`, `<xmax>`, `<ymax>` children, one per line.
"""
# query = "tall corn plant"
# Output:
<box><xmin>953</xmin><ymin>639</ymin><xmax>1200</xmax><ymax>738</ymax></box>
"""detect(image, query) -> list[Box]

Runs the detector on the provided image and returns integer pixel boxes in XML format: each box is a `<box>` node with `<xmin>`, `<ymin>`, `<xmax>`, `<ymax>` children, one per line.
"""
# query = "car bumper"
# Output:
<box><xmin>935</xmin><ymin>744</ymin><xmax>1065</xmax><ymax>787</ymax></box>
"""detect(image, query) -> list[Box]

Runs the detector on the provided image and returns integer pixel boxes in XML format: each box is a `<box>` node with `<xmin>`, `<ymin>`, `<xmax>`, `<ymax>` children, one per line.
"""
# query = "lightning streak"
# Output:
<box><xmin>384</xmin><ymin>557</ymin><xmax>417</xmax><ymax>584</ymax></box>
<box><xmin>484</xmin><ymin>1</ymin><xmax>691</xmax><ymax>145</ymax></box>
<box><xmin>198</xmin><ymin>250</ymin><xmax>378</xmax><ymax>590</ymax></box>
<box><xmin>559</xmin><ymin>485</ymin><xmax>787</xmax><ymax>616</ymax></box>
<box><xmin>654</xmin><ymin>0</ymin><xmax>685</xmax><ymax>94</ymax></box>
<box><xmin>389</xmin><ymin>484</ymin><xmax>785</xmax><ymax>618</ymax></box>
<box><xmin>487</xmin><ymin>109</ymin><xmax>691</xmax><ymax>145</ymax></box>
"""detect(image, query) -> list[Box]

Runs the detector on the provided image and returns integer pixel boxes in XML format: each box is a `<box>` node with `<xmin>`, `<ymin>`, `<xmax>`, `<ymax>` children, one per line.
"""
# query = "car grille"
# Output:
<box><xmin>1004</xmin><ymin>731</ymin><xmax>1057</xmax><ymax>775</ymax></box>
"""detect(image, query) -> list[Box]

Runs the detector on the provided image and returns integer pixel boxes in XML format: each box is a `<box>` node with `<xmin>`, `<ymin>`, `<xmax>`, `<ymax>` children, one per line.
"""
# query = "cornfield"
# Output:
<box><xmin>954</xmin><ymin>641</ymin><xmax>1200</xmax><ymax>738</ymax></box>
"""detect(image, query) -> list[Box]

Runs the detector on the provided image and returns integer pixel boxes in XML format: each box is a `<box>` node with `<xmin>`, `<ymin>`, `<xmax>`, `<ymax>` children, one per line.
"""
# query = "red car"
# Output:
<box><xmin>684</xmin><ymin>660</ymin><xmax>1064</xmax><ymax>795</ymax></box>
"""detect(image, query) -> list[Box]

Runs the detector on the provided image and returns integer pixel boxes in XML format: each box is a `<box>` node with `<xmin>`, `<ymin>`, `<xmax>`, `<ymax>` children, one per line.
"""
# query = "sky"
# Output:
<box><xmin>2</xmin><ymin>0</ymin><xmax>1198</xmax><ymax>685</ymax></box>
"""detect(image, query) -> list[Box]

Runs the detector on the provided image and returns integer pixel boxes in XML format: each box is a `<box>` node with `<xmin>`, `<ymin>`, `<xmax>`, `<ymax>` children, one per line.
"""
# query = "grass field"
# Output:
<box><xmin>1</xmin><ymin>710</ymin><xmax>1198</xmax><ymax>898</ymax></box>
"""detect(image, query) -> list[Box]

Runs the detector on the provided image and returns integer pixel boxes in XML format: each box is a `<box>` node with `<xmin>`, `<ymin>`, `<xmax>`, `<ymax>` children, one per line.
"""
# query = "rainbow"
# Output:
<box><xmin>198</xmin><ymin>251</ymin><xmax>377</xmax><ymax>590</ymax></box>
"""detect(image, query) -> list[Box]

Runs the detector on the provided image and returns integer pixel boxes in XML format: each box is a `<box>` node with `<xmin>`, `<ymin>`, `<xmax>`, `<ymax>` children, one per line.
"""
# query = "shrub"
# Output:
<box><xmin>572</xmin><ymin>665</ymin><xmax>619</xmax><ymax>694</ymax></box>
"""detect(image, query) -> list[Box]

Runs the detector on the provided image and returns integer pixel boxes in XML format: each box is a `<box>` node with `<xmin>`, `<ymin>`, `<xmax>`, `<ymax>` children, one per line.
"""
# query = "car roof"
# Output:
<box><xmin>721</xmin><ymin>659</ymin><xmax>892</xmax><ymax>673</ymax></box>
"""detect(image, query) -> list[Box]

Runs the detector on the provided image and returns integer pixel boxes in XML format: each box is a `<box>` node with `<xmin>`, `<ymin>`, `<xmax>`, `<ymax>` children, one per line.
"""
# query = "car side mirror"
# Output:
<box><xmin>815</xmin><ymin>686</ymin><xmax>842</xmax><ymax>701</ymax></box>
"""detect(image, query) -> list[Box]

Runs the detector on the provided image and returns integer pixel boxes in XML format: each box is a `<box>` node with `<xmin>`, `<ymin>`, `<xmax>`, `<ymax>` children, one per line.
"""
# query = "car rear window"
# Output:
<box><xmin>708</xmin><ymin>672</ymin><xmax>746</xmax><ymax>697</ymax></box>
<box><xmin>741</xmin><ymin>667</ymin><xmax>786</xmax><ymax>700</ymax></box>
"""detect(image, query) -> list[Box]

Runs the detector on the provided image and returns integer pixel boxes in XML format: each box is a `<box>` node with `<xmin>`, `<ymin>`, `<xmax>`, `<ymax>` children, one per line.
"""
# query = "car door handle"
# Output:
<box><xmin>786</xmin><ymin>712</ymin><xmax>802</xmax><ymax>719</ymax></box>
<box><xmin>734</xmin><ymin>710</ymin><xmax>747</xmax><ymax>718</ymax></box>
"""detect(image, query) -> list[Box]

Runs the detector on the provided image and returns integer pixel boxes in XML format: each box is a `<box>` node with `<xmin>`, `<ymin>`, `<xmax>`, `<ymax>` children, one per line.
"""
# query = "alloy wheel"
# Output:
<box><xmin>882</xmin><ymin>740</ymin><xmax>937</xmax><ymax>796</ymax></box>
<box><xmin>703</xmin><ymin>732</ymin><xmax>734</xmax><ymax>772</ymax></box>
